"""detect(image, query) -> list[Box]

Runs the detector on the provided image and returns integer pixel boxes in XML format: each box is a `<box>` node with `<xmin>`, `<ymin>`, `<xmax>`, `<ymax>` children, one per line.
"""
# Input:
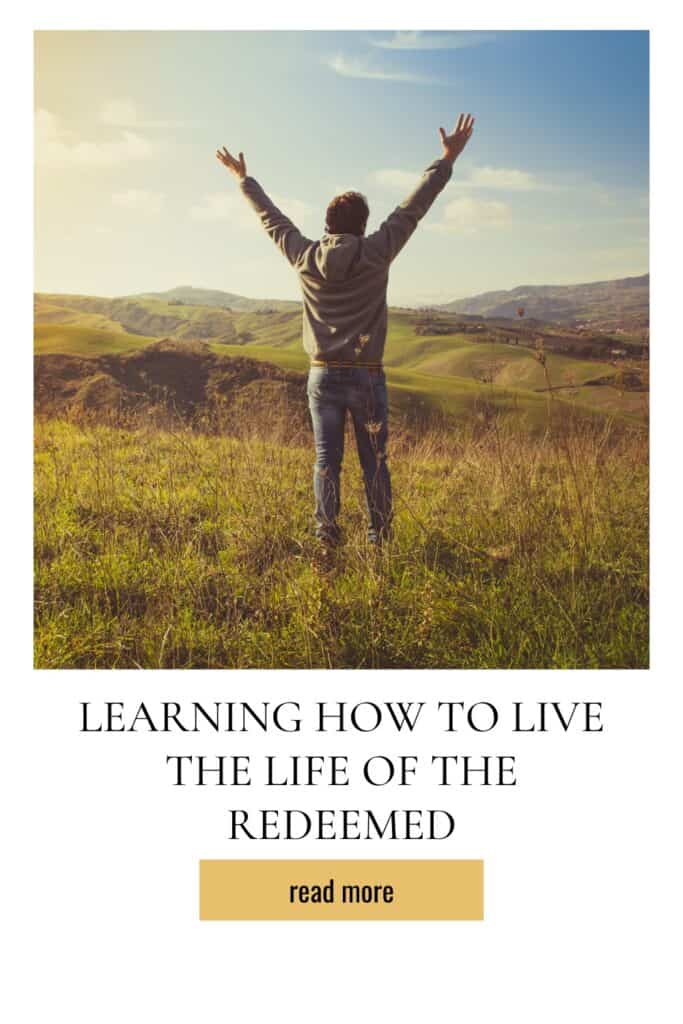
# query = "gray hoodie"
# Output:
<box><xmin>239</xmin><ymin>157</ymin><xmax>453</xmax><ymax>366</ymax></box>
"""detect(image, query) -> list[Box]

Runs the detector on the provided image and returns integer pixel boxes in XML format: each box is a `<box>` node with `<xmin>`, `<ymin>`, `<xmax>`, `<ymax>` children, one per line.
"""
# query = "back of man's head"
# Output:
<box><xmin>325</xmin><ymin>191</ymin><xmax>369</xmax><ymax>236</ymax></box>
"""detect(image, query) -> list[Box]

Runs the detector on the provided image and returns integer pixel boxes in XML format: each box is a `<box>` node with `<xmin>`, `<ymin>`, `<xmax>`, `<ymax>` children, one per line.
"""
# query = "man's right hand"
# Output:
<box><xmin>439</xmin><ymin>113</ymin><xmax>475</xmax><ymax>164</ymax></box>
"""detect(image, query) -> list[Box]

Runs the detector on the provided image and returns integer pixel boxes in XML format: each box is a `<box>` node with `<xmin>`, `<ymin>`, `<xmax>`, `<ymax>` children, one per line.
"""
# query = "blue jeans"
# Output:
<box><xmin>307</xmin><ymin>365</ymin><xmax>393</xmax><ymax>544</ymax></box>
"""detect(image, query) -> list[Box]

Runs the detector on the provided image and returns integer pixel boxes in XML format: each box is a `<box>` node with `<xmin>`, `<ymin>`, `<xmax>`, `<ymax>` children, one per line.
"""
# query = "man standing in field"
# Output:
<box><xmin>216</xmin><ymin>113</ymin><xmax>474</xmax><ymax>564</ymax></box>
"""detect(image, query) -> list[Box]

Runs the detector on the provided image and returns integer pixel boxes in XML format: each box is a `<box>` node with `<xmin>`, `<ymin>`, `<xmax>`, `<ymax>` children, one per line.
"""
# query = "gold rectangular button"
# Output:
<box><xmin>199</xmin><ymin>860</ymin><xmax>483</xmax><ymax>920</ymax></box>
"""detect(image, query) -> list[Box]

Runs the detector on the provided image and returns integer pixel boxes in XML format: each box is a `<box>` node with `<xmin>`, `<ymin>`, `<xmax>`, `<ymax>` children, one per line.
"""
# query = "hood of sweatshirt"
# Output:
<box><xmin>314</xmin><ymin>233</ymin><xmax>363</xmax><ymax>282</ymax></box>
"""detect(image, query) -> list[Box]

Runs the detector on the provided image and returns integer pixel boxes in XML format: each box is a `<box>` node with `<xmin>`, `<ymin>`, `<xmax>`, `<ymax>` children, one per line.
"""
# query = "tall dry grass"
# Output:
<box><xmin>34</xmin><ymin>392</ymin><xmax>648</xmax><ymax>668</ymax></box>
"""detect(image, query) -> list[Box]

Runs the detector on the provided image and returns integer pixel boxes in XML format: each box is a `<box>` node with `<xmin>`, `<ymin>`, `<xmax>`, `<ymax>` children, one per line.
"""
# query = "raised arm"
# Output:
<box><xmin>366</xmin><ymin>113</ymin><xmax>475</xmax><ymax>264</ymax></box>
<box><xmin>216</xmin><ymin>145</ymin><xmax>312</xmax><ymax>269</ymax></box>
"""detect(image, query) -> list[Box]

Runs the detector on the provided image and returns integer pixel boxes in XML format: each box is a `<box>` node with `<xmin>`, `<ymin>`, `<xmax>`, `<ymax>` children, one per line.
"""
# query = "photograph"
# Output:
<box><xmin>33</xmin><ymin>29</ymin><xmax>649</xmax><ymax>669</ymax></box>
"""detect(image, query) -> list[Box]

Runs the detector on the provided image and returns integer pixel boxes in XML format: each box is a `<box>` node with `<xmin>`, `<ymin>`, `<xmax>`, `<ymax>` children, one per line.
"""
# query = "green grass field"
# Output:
<box><xmin>34</xmin><ymin>294</ymin><xmax>649</xmax><ymax>669</ymax></box>
<box><xmin>34</xmin><ymin>412</ymin><xmax>648</xmax><ymax>669</ymax></box>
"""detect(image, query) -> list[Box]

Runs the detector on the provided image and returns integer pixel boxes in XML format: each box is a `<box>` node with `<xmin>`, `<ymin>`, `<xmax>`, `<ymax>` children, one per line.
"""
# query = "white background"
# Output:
<box><xmin>4</xmin><ymin>4</ymin><xmax>682</xmax><ymax>1023</ymax></box>
<box><xmin>5</xmin><ymin>677</ymin><xmax>680</xmax><ymax>1023</ymax></box>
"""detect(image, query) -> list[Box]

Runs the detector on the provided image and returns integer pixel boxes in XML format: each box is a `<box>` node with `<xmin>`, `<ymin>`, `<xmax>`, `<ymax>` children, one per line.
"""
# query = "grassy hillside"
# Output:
<box><xmin>34</xmin><ymin>341</ymin><xmax>311</xmax><ymax>435</ymax></box>
<box><xmin>34</xmin><ymin>323</ymin><xmax>152</xmax><ymax>356</ymax></box>
<box><xmin>34</xmin><ymin>294</ymin><xmax>648</xmax><ymax>426</ymax></box>
<box><xmin>439</xmin><ymin>273</ymin><xmax>649</xmax><ymax>327</ymax></box>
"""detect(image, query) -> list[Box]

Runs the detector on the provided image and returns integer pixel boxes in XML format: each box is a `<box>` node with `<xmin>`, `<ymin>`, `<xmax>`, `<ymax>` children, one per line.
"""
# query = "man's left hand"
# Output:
<box><xmin>216</xmin><ymin>146</ymin><xmax>247</xmax><ymax>180</ymax></box>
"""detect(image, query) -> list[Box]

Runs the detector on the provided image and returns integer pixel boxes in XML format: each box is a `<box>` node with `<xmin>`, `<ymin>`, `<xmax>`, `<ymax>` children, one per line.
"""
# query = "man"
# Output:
<box><xmin>216</xmin><ymin>113</ymin><xmax>475</xmax><ymax>562</ymax></box>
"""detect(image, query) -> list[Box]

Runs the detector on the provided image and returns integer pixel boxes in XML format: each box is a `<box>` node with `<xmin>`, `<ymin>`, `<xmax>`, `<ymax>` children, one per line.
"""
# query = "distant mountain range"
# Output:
<box><xmin>133</xmin><ymin>276</ymin><xmax>649</xmax><ymax>328</ymax></box>
<box><xmin>435</xmin><ymin>274</ymin><xmax>649</xmax><ymax>327</ymax></box>
<box><xmin>132</xmin><ymin>285</ymin><xmax>300</xmax><ymax>313</ymax></box>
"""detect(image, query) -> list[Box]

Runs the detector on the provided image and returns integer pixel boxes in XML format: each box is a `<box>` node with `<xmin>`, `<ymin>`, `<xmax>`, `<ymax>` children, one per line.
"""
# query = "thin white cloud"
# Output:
<box><xmin>99</xmin><ymin>98</ymin><xmax>176</xmax><ymax>129</ymax></box>
<box><xmin>372</xmin><ymin>164</ymin><xmax>546</xmax><ymax>193</ymax></box>
<box><xmin>541</xmin><ymin>170</ymin><xmax>618</xmax><ymax>206</ymax></box>
<box><xmin>269</xmin><ymin>194</ymin><xmax>312</xmax><ymax>224</ymax></box>
<box><xmin>372</xmin><ymin>163</ymin><xmax>632</xmax><ymax>203</ymax></box>
<box><xmin>464</xmin><ymin>166</ymin><xmax>542</xmax><ymax>191</ymax></box>
<box><xmin>35</xmin><ymin>108</ymin><xmax>156</xmax><ymax>169</ymax></box>
<box><xmin>371</xmin><ymin>169</ymin><xmax>420</xmax><ymax>191</ymax></box>
<box><xmin>426</xmin><ymin>196</ymin><xmax>512</xmax><ymax>235</ymax></box>
<box><xmin>372</xmin><ymin>31</ymin><xmax>497</xmax><ymax>51</ymax></box>
<box><xmin>112</xmin><ymin>189</ymin><xmax>165</xmax><ymax>215</ymax></box>
<box><xmin>191</xmin><ymin>191</ymin><xmax>311</xmax><ymax>228</ymax></box>
<box><xmin>191</xmin><ymin>193</ymin><xmax>254</xmax><ymax>227</ymax></box>
<box><xmin>325</xmin><ymin>54</ymin><xmax>438</xmax><ymax>84</ymax></box>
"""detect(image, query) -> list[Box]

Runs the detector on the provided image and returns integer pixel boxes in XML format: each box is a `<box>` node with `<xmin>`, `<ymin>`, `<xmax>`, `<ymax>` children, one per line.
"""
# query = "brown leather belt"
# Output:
<box><xmin>310</xmin><ymin>360</ymin><xmax>384</xmax><ymax>374</ymax></box>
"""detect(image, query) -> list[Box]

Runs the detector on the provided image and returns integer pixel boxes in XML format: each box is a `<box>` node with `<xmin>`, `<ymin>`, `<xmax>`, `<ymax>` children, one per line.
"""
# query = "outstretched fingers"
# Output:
<box><xmin>453</xmin><ymin>113</ymin><xmax>475</xmax><ymax>136</ymax></box>
<box><xmin>215</xmin><ymin>144</ymin><xmax>247</xmax><ymax>179</ymax></box>
<box><xmin>216</xmin><ymin>145</ymin><xmax>238</xmax><ymax>169</ymax></box>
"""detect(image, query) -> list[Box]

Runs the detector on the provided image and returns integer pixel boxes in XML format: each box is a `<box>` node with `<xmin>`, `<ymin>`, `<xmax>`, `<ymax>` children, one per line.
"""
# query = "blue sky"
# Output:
<box><xmin>34</xmin><ymin>30</ymin><xmax>649</xmax><ymax>304</ymax></box>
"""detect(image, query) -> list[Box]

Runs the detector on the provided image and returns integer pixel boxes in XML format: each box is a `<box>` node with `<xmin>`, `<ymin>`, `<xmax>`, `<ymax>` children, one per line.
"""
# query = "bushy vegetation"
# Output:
<box><xmin>34</xmin><ymin>406</ymin><xmax>648</xmax><ymax>669</ymax></box>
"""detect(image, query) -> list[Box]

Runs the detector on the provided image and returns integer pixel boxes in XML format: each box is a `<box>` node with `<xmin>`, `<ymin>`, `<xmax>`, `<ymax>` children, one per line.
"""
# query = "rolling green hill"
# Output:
<box><xmin>35</xmin><ymin>292</ymin><xmax>648</xmax><ymax>426</ymax></box>
<box><xmin>34</xmin><ymin>323</ymin><xmax>152</xmax><ymax>356</ymax></box>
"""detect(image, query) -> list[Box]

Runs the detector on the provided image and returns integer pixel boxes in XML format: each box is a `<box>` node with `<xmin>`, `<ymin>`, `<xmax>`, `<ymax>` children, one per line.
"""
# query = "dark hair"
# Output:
<box><xmin>325</xmin><ymin>191</ymin><xmax>369</xmax><ymax>236</ymax></box>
